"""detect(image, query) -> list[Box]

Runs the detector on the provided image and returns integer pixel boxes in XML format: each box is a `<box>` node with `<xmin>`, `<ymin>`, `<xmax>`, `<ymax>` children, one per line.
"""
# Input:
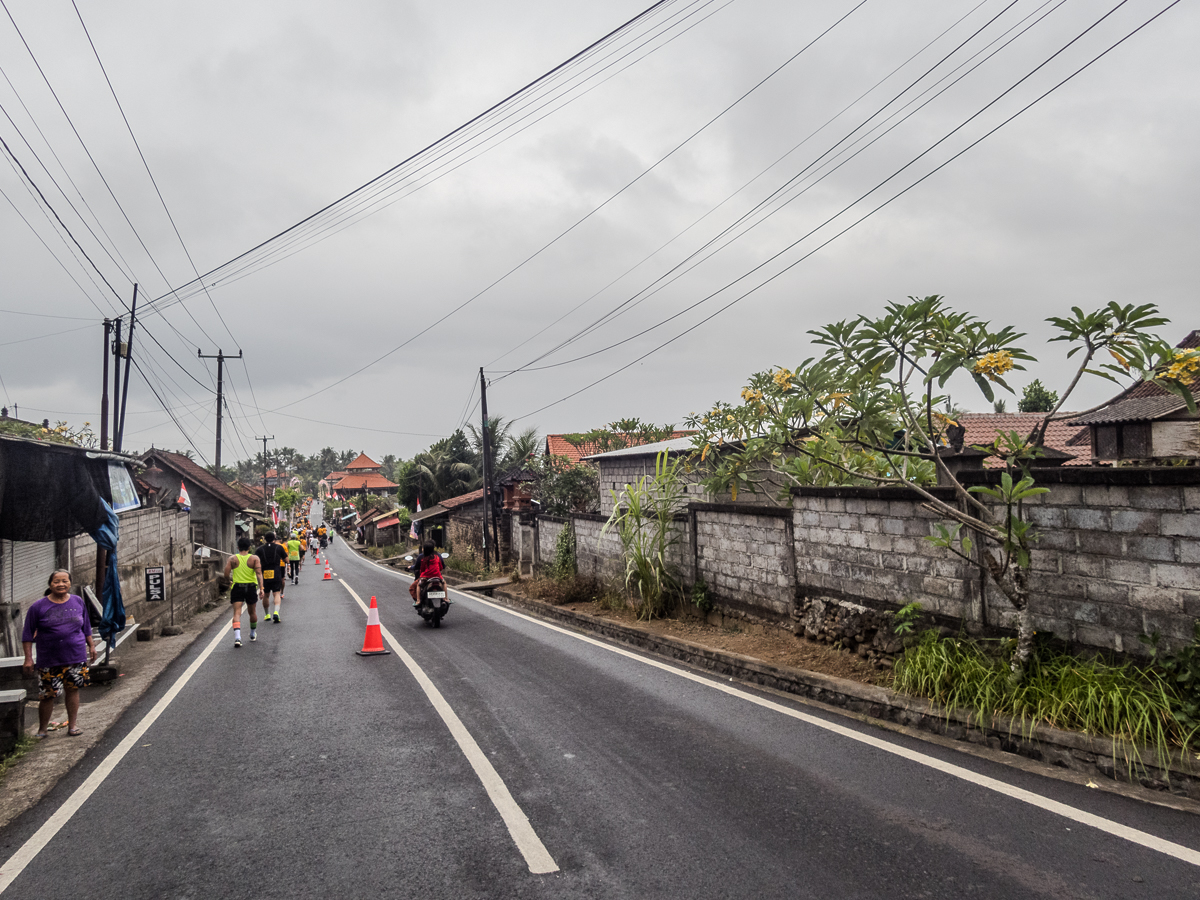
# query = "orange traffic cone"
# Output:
<box><xmin>323</xmin><ymin>558</ymin><xmax>333</xmax><ymax>580</ymax></box>
<box><xmin>356</xmin><ymin>596</ymin><xmax>390</xmax><ymax>656</ymax></box>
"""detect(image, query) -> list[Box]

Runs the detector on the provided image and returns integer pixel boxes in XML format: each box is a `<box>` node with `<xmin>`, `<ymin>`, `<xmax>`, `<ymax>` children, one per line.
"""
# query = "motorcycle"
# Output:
<box><xmin>405</xmin><ymin>553</ymin><xmax>451</xmax><ymax>627</ymax></box>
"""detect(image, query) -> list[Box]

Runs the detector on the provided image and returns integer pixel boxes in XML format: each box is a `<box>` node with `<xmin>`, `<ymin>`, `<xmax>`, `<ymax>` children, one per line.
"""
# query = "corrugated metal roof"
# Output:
<box><xmin>584</xmin><ymin>436</ymin><xmax>695</xmax><ymax>460</ymax></box>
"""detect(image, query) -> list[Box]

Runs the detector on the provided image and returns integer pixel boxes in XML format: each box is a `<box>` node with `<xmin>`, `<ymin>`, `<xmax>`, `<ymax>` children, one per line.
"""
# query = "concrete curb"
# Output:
<box><xmin>481</xmin><ymin>587</ymin><xmax>1200</xmax><ymax>811</ymax></box>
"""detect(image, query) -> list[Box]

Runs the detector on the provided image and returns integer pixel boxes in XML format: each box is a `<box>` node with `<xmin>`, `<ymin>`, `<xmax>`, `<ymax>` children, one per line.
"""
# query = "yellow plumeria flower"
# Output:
<box><xmin>972</xmin><ymin>350</ymin><xmax>1014</xmax><ymax>382</ymax></box>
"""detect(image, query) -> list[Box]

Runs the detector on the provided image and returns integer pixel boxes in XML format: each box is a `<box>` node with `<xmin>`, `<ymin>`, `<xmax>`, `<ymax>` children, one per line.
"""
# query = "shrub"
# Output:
<box><xmin>895</xmin><ymin>631</ymin><xmax>1197</xmax><ymax>766</ymax></box>
<box><xmin>550</xmin><ymin>522</ymin><xmax>576</xmax><ymax>579</ymax></box>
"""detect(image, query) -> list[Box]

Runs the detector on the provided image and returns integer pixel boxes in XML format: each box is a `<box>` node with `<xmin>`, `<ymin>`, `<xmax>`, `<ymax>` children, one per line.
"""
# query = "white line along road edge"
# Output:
<box><xmin>340</xmin><ymin>579</ymin><xmax>558</xmax><ymax>875</ymax></box>
<box><xmin>463</xmin><ymin>593</ymin><xmax>1200</xmax><ymax>869</ymax></box>
<box><xmin>0</xmin><ymin>620</ymin><xmax>231</xmax><ymax>894</ymax></box>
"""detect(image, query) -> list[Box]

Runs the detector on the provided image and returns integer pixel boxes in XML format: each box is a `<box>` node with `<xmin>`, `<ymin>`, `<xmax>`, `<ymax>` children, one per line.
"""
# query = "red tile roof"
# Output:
<box><xmin>441</xmin><ymin>488</ymin><xmax>484</xmax><ymax>510</ymax></box>
<box><xmin>958</xmin><ymin>413</ymin><xmax>1087</xmax><ymax>466</ymax></box>
<box><xmin>346</xmin><ymin>453</ymin><xmax>381</xmax><ymax>470</ymax></box>
<box><xmin>545</xmin><ymin>431</ymin><xmax>695</xmax><ymax>464</ymax></box>
<box><xmin>332</xmin><ymin>472</ymin><xmax>398</xmax><ymax>491</ymax></box>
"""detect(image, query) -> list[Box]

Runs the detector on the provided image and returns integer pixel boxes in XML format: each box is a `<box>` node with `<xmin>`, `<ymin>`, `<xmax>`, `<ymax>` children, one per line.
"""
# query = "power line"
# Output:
<box><xmin>512</xmin><ymin>0</ymin><xmax>1177</xmax><ymax>421</ymax></box>
<box><xmin>495</xmin><ymin>0</ymin><xmax>1067</xmax><ymax>378</ymax></box>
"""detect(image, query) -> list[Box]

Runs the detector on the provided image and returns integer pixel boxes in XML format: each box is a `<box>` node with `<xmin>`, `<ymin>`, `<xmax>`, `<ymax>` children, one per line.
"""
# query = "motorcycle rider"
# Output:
<box><xmin>407</xmin><ymin>541</ymin><xmax>445</xmax><ymax>606</ymax></box>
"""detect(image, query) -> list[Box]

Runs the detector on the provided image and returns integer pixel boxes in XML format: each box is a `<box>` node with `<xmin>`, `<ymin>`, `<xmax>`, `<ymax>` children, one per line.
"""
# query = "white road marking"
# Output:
<box><xmin>339</xmin><ymin>579</ymin><xmax>558</xmax><ymax>875</ymax></box>
<box><xmin>464</xmin><ymin>594</ymin><xmax>1200</xmax><ymax>869</ymax></box>
<box><xmin>338</xmin><ymin>545</ymin><xmax>1200</xmax><ymax>868</ymax></box>
<box><xmin>0</xmin><ymin>622</ymin><xmax>230</xmax><ymax>893</ymax></box>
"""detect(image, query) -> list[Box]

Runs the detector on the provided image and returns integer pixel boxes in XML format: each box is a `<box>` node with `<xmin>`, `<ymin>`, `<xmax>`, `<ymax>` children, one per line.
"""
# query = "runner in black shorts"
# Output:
<box><xmin>256</xmin><ymin>532</ymin><xmax>288</xmax><ymax>624</ymax></box>
<box><xmin>222</xmin><ymin>537</ymin><xmax>263</xmax><ymax>647</ymax></box>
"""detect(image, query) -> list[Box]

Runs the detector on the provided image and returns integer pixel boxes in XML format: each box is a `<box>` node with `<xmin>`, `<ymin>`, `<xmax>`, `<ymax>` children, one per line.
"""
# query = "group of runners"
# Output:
<box><xmin>221</xmin><ymin>508</ymin><xmax>332</xmax><ymax>648</ymax></box>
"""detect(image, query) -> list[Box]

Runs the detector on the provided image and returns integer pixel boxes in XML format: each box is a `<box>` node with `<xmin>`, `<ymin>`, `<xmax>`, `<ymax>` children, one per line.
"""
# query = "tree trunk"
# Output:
<box><xmin>984</xmin><ymin>552</ymin><xmax>1033</xmax><ymax>681</ymax></box>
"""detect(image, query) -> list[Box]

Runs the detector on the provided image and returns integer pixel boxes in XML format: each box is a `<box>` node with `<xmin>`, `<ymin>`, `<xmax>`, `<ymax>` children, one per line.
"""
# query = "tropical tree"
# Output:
<box><xmin>1018</xmin><ymin>379</ymin><xmax>1059</xmax><ymax>412</ymax></box>
<box><xmin>686</xmin><ymin>297</ymin><xmax>1193</xmax><ymax>677</ymax></box>
<box><xmin>563</xmin><ymin>418</ymin><xmax>676</xmax><ymax>455</ymax></box>
<box><xmin>526</xmin><ymin>453</ymin><xmax>600</xmax><ymax>515</ymax></box>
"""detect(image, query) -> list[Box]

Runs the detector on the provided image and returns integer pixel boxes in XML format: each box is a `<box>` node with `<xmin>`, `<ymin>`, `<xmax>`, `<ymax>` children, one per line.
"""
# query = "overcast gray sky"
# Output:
<box><xmin>1</xmin><ymin>0</ymin><xmax>1196</xmax><ymax>465</ymax></box>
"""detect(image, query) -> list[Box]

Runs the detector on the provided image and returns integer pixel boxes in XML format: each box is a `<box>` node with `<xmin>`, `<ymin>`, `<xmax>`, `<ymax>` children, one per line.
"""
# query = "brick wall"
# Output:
<box><xmin>694</xmin><ymin>504</ymin><xmax>794</xmax><ymax>620</ymax></box>
<box><xmin>538</xmin><ymin>517</ymin><xmax>566</xmax><ymax>570</ymax></box>
<box><xmin>597</xmin><ymin>458</ymin><xmax>709</xmax><ymax>515</ymax></box>
<box><xmin>999</xmin><ymin>479</ymin><xmax>1200</xmax><ymax>653</ymax></box>
<box><xmin>70</xmin><ymin>507</ymin><xmax>193</xmax><ymax>613</ymax></box>
<box><xmin>791</xmin><ymin>487</ymin><xmax>977</xmax><ymax>621</ymax></box>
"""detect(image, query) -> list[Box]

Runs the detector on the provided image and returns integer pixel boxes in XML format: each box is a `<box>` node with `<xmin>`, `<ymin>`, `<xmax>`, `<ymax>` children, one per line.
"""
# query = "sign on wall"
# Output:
<box><xmin>145</xmin><ymin>566</ymin><xmax>165</xmax><ymax>602</ymax></box>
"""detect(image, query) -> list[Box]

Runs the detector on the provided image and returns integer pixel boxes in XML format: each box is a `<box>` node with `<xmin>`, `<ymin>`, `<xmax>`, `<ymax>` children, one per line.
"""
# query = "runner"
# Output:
<box><xmin>309</xmin><ymin>531</ymin><xmax>319</xmax><ymax>561</ymax></box>
<box><xmin>222</xmin><ymin>537</ymin><xmax>263</xmax><ymax>647</ymax></box>
<box><xmin>286</xmin><ymin>532</ymin><xmax>303</xmax><ymax>584</ymax></box>
<box><xmin>255</xmin><ymin>531</ymin><xmax>288</xmax><ymax>625</ymax></box>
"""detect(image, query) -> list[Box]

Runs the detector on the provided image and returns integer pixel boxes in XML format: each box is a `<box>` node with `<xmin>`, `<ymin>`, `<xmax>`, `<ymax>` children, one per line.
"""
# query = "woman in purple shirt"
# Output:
<box><xmin>22</xmin><ymin>569</ymin><xmax>96</xmax><ymax>738</ymax></box>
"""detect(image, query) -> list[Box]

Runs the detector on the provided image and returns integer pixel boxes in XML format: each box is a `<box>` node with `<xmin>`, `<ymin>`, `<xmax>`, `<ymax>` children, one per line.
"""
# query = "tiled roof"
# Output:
<box><xmin>546</xmin><ymin>431</ymin><xmax>695</xmax><ymax>463</ymax></box>
<box><xmin>345</xmin><ymin>453</ymin><xmax>381</xmax><ymax>470</ymax></box>
<box><xmin>958</xmin><ymin>413</ymin><xmax>1087</xmax><ymax>466</ymax></box>
<box><xmin>1070</xmin><ymin>329</ymin><xmax>1200</xmax><ymax>426</ymax></box>
<box><xmin>332</xmin><ymin>472</ymin><xmax>398</xmax><ymax>491</ymax></box>
<box><xmin>231</xmin><ymin>480</ymin><xmax>266</xmax><ymax>503</ymax></box>
<box><xmin>441</xmin><ymin>488</ymin><xmax>484</xmax><ymax>510</ymax></box>
<box><xmin>143</xmin><ymin>449</ymin><xmax>252</xmax><ymax>510</ymax></box>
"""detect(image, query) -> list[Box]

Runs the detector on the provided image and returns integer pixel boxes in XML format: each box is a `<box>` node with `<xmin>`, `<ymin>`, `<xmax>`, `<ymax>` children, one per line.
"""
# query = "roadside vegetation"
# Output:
<box><xmin>895</xmin><ymin>627</ymin><xmax>1200</xmax><ymax>763</ymax></box>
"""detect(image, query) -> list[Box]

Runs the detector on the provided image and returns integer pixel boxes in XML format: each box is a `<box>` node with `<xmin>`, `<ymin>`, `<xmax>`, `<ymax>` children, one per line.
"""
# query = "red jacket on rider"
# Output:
<box><xmin>414</xmin><ymin>553</ymin><xmax>444</xmax><ymax>579</ymax></box>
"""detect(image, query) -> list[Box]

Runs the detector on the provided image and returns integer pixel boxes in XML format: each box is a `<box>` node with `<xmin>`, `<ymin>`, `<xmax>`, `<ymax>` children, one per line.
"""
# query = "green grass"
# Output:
<box><xmin>895</xmin><ymin>630</ymin><xmax>1198</xmax><ymax>766</ymax></box>
<box><xmin>0</xmin><ymin>734</ymin><xmax>37</xmax><ymax>782</ymax></box>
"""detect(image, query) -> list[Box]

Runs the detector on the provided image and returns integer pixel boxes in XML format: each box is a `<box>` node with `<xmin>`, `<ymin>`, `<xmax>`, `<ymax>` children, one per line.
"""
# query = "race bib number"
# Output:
<box><xmin>263</xmin><ymin>569</ymin><xmax>274</xmax><ymax>579</ymax></box>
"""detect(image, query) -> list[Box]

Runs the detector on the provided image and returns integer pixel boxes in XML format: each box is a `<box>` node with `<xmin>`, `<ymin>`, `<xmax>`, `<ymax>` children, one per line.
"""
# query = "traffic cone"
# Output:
<box><xmin>356</xmin><ymin>596</ymin><xmax>390</xmax><ymax>656</ymax></box>
<box><xmin>323</xmin><ymin>558</ymin><xmax>333</xmax><ymax>580</ymax></box>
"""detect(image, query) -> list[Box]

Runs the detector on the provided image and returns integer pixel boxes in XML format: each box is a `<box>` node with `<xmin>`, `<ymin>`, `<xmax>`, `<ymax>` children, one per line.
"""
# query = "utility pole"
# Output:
<box><xmin>115</xmin><ymin>284</ymin><xmax>138</xmax><ymax>452</ymax></box>
<box><xmin>100</xmin><ymin>319</ymin><xmax>111</xmax><ymax>450</ymax></box>
<box><xmin>257</xmin><ymin>435</ymin><xmax>273</xmax><ymax>516</ymax></box>
<box><xmin>112</xmin><ymin>317</ymin><xmax>122</xmax><ymax>445</ymax></box>
<box><xmin>198</xmin><ymin>348</ymin><xmax>242</xmax><ymax>475</ymax></box>
<box><xmin>479</xmin><ymin>367</ymin><xmax>496</xmax><ymax>568</ymax></box>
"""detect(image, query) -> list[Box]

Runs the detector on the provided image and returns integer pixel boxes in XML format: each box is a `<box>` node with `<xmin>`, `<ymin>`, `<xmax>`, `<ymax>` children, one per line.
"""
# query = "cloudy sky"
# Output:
<box><xmin>1</xmin><ymin>0</ymin><xmax>1196</xmax><ymax>465</ymax></box>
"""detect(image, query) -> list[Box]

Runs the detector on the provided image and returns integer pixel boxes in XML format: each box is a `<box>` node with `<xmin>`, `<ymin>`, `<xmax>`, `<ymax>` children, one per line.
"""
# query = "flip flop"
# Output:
<box><xmin>67</xmin><ymin>727</ymin><xmax>83</xmax><ymax>736</ymax></box>
<box><xmin>33</xmin><ymin>732</ymin><xmax>48</xmax><ymax>740</ymax></box>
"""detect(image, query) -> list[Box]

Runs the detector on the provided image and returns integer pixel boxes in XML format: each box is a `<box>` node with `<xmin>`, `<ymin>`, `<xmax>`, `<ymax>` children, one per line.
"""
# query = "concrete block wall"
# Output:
<box><xmin>694</xmin><ymin>506</ymin><xmax>794</xmax><ymax>620</ymax></box>
<box><xmin>70</xmin><ymin>507</ymin><xmax>192</xmax><ymax>612</ymax></box>
<box><xmin>998</xmin><ymin>481</ymin><xmax>1200</xmax><ymax>653</ymax></box>
<box><xmin>791</xmin><ymin>488</ymin><xmax>977</xmax><ymax>621</ymax></box>
<box><xmin>597</xmin><ymin>458</ymin><xmax>708</xmax><ymax>516</ymax></box>
<box><xmin>571</xmin><ymin>515</ymin><xmax>626</xmax><ymax>583</ymax></box>
<box><xmin>538</xmin><ymin>517</ymin><xmax>567</xmax><ymax>570</ymax></box>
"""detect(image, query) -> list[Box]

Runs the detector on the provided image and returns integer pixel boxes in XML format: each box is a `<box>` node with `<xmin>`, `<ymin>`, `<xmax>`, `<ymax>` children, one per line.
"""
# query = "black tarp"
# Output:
<box><xmin>0</xmin><ymin>439</ymin><xmax>113</xmax><ymax>541</ymax></box>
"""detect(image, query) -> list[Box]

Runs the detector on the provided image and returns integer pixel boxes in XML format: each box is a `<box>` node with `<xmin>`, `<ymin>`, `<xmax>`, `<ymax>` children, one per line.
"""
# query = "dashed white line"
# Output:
<box><xmin>340</xmin><ymin>579</ymin><xmax>558</xmax><ymax>875</ymax></box>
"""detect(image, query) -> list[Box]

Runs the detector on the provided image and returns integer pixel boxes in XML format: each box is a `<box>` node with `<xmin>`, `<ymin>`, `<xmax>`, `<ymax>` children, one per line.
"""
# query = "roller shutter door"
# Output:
<box><xmin>2</xmin><ymin>540</ymin><xmax>59</xmax><ymax>614</ymax></box>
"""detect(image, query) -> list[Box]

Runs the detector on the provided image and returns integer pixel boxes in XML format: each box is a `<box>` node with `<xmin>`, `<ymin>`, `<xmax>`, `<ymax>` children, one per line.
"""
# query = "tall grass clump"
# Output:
<box><xmin>602</xmin><ymin>450</ymin><xmax>686</xmax><ymax>620</ymax></box>
<box><xmin>895</xmin><ymin>631</ymin><xmax>1198</xmax><ymax>765</ymax></box>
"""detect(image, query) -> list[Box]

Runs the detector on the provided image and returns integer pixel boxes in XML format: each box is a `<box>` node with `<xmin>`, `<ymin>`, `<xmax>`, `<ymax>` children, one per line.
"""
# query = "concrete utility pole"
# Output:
<box><xmin>100</xmin><ymin>319</ymin><xmax>111</xmax><ymax>450</ymax></box>
<box><xmin>479</xmin><ymin>367</ymin><xmax>495</xmax><ymax>568</ymax></box>
<box><xmin>115</xmin><ymin>285</ymin><xmax>138</xmax><ymax>451</ymax></box>
<box><xmin>257</xmin><ymin>435</ymin><xmax>274</xmax><ymax>514</ymax></box>
<box><xmin>114</xmin><ymin>285</ymin><xmax>137</xmax><ymax>453</ymax></box>
<box><xmin>198</xmin><ymin>348</ymin><xmax>242</xmax><ymax>474</ymax></box>
<box><xmin>112</xmin><ymin>318</ymin><xmax>122</xmax><ymax>446</ymax></box>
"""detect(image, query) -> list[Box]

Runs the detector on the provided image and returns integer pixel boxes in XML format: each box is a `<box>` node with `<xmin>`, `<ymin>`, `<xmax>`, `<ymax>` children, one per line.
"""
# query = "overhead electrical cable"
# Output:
<box><xmin>268</xmin><ymin>0</ymin><xmax>861</xmax><ymax>411</ymax></box>
<box><xmin>483</xmin><ymin>0</ymin><xmax>993</xmax><ymax>370</ymax></box>
<box><xmin>496</xmin><ymin>0</ymin><xmax>1067</xmax><ymax>377</ymax></box>
<box><xmin>512</xmin><ymin>0</ymin><xmax>1176</xmax><ymax>421</ymax></box>
<box><xmin>140</xmin><ymin>0</ymin><xmax>713</xmax><ymax>312</ymax></box>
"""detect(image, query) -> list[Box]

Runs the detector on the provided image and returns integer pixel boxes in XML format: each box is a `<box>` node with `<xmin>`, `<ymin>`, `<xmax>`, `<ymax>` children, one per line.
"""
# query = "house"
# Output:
<box><xmin>1069</xmin><ymin>330</ymin><xmax>1200</xmax><ymax>463</ymax></box>
<box><xmin>332</xmin><ymin>453</ymin><xmax>398</xmax><ymax>497</ymax></box>
<box><xmin>141</xmin><ymin>449</ymin><xmax>255</xmax><ymax>555</ymax></box>
<box><xmin>545</xmin><ymin>430</ymin><xmax>695</xmax><ymax>464</ymax></box>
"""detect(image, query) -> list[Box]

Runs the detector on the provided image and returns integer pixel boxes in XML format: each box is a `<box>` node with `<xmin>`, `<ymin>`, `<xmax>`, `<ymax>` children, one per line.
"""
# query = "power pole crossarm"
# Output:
<box><xmin>199</xmin><ymin>349</ymin><xmax>243</xmax><ymax>475</ymax></box>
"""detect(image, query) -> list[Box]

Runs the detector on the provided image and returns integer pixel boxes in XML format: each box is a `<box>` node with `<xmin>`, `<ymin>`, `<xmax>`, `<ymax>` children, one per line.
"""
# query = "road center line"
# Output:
<box><xmin>0</xmin><ymin>619</ymin><xmax>230</xmax><ymax>893</ymax></box>
<box><xmin>339</xmin><ymin>579</ymin><xmax>558</xmax><ymax>875</ymax></box>
<box><xmin>463</xmin><ymin>592</ymin><xmax>1200</xmax><ymax>869</ymax></box>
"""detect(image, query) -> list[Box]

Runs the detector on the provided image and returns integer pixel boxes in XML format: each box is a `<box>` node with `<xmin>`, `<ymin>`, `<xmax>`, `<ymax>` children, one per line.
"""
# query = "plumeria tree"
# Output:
<box><xmin>687</xmin><ymin>297</ymin><xmax>1196</xmax><ymax>677</ymax></box>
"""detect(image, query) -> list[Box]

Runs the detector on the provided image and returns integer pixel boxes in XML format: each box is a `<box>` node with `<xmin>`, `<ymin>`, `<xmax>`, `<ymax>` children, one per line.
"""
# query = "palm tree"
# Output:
<box><xmin>409</xmin><ymin>447</ymin><xmax>480</xmax><ymax>505</ymax></box>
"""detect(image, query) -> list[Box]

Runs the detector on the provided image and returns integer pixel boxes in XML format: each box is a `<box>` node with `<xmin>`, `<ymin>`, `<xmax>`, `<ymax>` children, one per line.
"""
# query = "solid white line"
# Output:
<box><xmin>340</xmin><ymin>579</ymin><xmax>558</xmax><ymax>875</ymax></box>
<box><xmin>0</xmin><ymin>621</ymin><xmax>230</xmax><ymax>893</ymax></box>
<box><xmin>464</xmin><ymin>594</ymin><xmax>1200</xmax><ymax>869</ymax></box>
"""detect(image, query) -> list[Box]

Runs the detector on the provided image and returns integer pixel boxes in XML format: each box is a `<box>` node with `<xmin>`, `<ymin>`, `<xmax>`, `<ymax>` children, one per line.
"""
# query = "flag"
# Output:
<box><xmin>177</xmin><ymin>481</ymin><xmax>191</xmax><ymax>511</ymax></box>
<box><xmin>271</xmin><ymin>504</ymin><xmax>280</xmax><ymax>527</ymax></box>
<box><xmin>410</xmin><ymin>498</ymin><xmax>421</xmax><ymax>540</ymax></box>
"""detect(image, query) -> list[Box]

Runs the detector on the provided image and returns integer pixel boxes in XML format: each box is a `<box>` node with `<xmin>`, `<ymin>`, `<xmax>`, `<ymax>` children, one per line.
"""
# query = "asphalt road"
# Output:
<box><xmin>1</xmin><ymin>513</ymin><xmax>1198</xmax><ymax>899</ymax></box>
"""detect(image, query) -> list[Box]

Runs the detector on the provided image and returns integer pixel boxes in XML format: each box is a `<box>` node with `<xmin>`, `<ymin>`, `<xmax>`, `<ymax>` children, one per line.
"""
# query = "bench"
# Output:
<box><xmin>455</xmin><ymin>577</ymin><xmax>513</xmax><ymax>597</ymax></box>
